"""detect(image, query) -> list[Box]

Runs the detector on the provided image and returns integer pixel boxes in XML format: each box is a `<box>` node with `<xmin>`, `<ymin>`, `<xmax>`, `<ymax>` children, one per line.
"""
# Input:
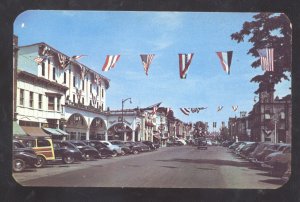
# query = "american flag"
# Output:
<box><xmin>72</xmin><ymin>55</ymin><xmax>87</xmax><ymax>60</ymax></box>
<box><xmin>179</xmin><ymin>53</ymin><xmax>194</xmax><ymax>79</ymax></box>
<box><xmin>216</xmin><ymin>51</ymin><xmax>233</xmax><ymax>74</ymax></box>
<box><xmin>217</xmin><ymin>106</ymin><xmax>223</xmax><ymax>112</ymax></box>
<box><xmin>34</xmin><ymin>56</ymin><xmax>45</xmax><ymax>64</ymax></box>
<box><xmin>140</xmin><ymin>54</ymin><xmax>155</xmax><ymax>76</ymax></box>
<box><xmin>257</xmin><ymin>48</ymin><xmax>274</xmax><ymax>71</ymax></box>
<box><xmin>180</xmin><ymin>108</ymin><xmax>190</xmax><ymax>116</ymax></box>
<box><xmin>232</xmin><ymin>105</ymin><xmax>238</xmax><ymax>112</ymax></box>
<box><xmin>102</xmin><ymin>55</ymin><xmax>120</xmax><ymax>71</ymax></box>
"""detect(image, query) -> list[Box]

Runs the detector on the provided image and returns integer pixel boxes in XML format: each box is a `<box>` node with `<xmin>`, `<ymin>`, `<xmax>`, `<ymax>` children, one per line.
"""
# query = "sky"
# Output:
<box><xmin>13</xmin><ymin>11</ymin><xmax>291</xmax><ymax>131</ymax></box>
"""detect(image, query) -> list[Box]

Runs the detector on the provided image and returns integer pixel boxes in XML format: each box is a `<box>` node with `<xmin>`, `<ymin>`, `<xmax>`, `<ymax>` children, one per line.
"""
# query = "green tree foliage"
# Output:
<box><xmin>193</xmin><ymin>121</ymin><xmax>207</xmax><ymax>137</ymax></box>
<box><xmin>231</xmin><ymin>13</ymin><xmax>292</xmax><ymax>94</ymax></box>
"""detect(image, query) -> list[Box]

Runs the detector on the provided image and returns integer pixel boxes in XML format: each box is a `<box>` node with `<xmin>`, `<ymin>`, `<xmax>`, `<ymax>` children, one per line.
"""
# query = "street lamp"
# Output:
<box><xmin>121</xmin><ymin>97</ymin><xmax>132</xmax><ymax>141</ymax></box>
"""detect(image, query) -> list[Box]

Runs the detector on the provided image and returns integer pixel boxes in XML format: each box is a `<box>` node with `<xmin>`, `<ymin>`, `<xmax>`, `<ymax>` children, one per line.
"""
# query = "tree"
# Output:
<box><xmin>231</xmin><ymin>13</ymin><xmax>292</xmax><ymax>94</ymax></box>
<box><xmin>193</xmin><ymin>121</ymin><xmax>207</xmax><ymax>137</ymax></box>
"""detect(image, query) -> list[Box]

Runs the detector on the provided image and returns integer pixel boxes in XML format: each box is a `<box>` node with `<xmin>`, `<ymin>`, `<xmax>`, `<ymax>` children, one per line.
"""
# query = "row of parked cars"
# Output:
<box><xmin>224</xmin><ymin>140</ymin><xmax>291</xmax><ymax>181</ymax></box>
<box><xmin>12</xmin><ymin>137</ymin><xmax>159</xmax><ymax>172</ymax></box>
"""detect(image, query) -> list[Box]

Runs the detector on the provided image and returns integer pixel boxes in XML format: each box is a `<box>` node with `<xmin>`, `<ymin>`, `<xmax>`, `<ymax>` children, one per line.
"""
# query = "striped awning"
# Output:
<box><xmin>43</xmin><ymin>128</ymin><xmax>63</xmax><ymax>136</ymax></box>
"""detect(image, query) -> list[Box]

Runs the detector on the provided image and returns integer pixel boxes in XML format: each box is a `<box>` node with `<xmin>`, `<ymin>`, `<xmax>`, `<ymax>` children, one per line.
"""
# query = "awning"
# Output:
<box><xmin>21</xmin><ymin>126</ymin><xmax>50</xmax><ymax>137</ymax></box>
<box><xmin>43</xmin><ymin>128</ymin><xmax>63</xmax><ymax>136</ymax></box>
<box><xmin>13</xmin><ymin>121</ymin><xmax>27</xmax><ymax>136</ymax></box>
<box><xmin>55</xmin><ymin>128</ymin><xmax>69</xmax><ymax>136</ymax></box>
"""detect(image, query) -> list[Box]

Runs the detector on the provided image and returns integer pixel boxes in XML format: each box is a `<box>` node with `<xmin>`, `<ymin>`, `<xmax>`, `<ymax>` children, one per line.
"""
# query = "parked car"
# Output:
<box><xmin>52</xmin><ymin>140</ymin><xmax>83</xmax><ymax>163</ymax></box>
<box><xmin>239</xmin><ymin>142</ymin><xmax>259</xmax><ymax>159</ymax></box>
<box><xmin>228</xmin><ymin>141</ymin><xmax>245</xmax><ymax>151</ymax></box>
<box><xmin>13</xmin><ymin>139</ymin><xmax>37</xmax><ymax>172</ymax></box>
<box><xmin>251</xmin><ymin>143</ymin><xmax>281</xmax><ymax>164</ymax></box>
<box><xmin>100</xmin><ymin>140</ymin><xmax>123</xmax><ymax>156</ymax></box>
<box><xmin>16</xmin><ymin>137</ymin><xmax>55</xmax><ymax>168</ymax></box>
<box><xmin>123</xmin><ymin>141</ymin><xmax>142</xmax><ymax>154</ymax></box>
<box><xmin>153</xmin><ymin>142</ymin><xmax>160</xmax><ymax>149</ymax></box>
<box><xmin>262</xmin><ymin>145</ymin><xmax>291</xmax><ymax>176</ymax></box>
<box><xmin>134</xmin><ymin>142</ymin><xmax>151</xmax><ymax>152</ymax></box>
<box><xmin>235</xmin><ymin>142</ymin><xmax>254</xmax><ymax>155</ymax></box>
<box><xmin>84</xmin><ymin>140</ymin><xmax>115</xmax><ymax>158</ymax></box>
<box><xmin>142</xmin><ymin>141</ymin><xmax>157</xmax><ymax>151</ymax></box>
<box><xmin>195</xmin><ymin>137</ymin><xmax>207</xmax><ymax>150</ymax></box>
<box><xmin>247</xmin><ymin>142</ymin><xmax>271</xmax><ymax>161</ymax></box>
<box><xmin>222</xmin><ymin>140</ymin><xmax>235</xmax><ymax>147</ymax></box>
<box><xmin>109</xmin><ymin>140</ymin><xmax>132</xmax><ymax>155</ymax></box>
<box><xmin>68</xmin><ymin>140</ymin><xmax>100</xmax><ymax>160</ymax></box>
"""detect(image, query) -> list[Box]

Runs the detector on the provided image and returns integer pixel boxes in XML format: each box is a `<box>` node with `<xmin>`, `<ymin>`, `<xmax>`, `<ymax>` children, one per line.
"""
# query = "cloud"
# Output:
<box><xmin>152</xmin><ymin>12</ymin><xmax>184</xmax><ymax>31</ymax></box>
<box><xmin>21</xmin><ymin>23</ymin><xmax>25</xmax><ymax>28</ymax></box>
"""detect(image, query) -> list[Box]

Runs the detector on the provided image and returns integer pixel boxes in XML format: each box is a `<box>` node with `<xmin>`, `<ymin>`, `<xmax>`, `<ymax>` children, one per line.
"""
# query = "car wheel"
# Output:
<box><xmin>111</xmin><ymin>150</ymin><xmax>118</xmax><ymax>157</ymax></box>
<box><xmin>133</xmin><ymin>150</ymin><xmax>139</xmax><ymax>155</ymax></box>
<box><xmin>63</xmin><ymin>155</ymin><xmax>75</xmax><ymax>164</ymax></box>
<box><xmin>13</xmin><ymin>159</ymin><xmax>26</xmax><ymax>172</ymax></box>
<box><xmin>120</xmin><ymin>149</ymin><xmax>126</xmax><ymax>156</ymax></box>
<box><xmin>34</xmin><ymin>155</ymin><xmax>45</xmax><ymax>168</ymax></box>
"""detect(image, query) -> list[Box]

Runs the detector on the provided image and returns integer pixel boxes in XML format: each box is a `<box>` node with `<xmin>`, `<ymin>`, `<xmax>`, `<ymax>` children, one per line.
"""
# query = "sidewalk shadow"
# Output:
<box><xmin>156</xmin><ymin>158</ymin><xmax>252</xmax><ymax>167</ymax></box>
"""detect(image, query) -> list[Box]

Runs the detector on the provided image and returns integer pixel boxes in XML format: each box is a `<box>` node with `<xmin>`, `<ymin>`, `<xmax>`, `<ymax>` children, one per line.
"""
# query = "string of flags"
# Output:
<box><xmin>179</xmin><ymin>105</ymin><xmax>239</xmax><ymax>115</ymax></box>
<box><xmin>34</xmin><ymin>45</ymin><xmax>274</xmax><ymax>81</ymax></box>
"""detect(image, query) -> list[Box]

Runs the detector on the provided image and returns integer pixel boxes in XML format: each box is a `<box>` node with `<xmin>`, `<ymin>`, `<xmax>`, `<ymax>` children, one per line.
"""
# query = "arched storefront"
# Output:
<box><xmin>89</xmin><ymin>117</ymin><xmax>106</xmax><ymax>140</ymax></box>
<box><xmin>65</xmin><ymin>113</ymin><xmax>88</xmax><ymax>140</ymax></box>
<box><xmin>107</xmin><ymin>123</ymin><xmax>133</xmax><ymax>141</ymax></box>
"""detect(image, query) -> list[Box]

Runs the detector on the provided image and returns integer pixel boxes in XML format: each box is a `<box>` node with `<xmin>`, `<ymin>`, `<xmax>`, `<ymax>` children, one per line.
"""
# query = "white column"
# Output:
<box><xmin>132</xmin><ymin>130</ymin><xmax>135</xmax><ymax>142</ymax></box>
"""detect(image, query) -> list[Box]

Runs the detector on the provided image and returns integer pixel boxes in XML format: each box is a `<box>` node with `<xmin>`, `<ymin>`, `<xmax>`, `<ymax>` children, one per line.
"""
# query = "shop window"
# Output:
<box><xmin>48</xmin><ymin>96</ymin><xmax>55</xmax><ymax>110</ymax></box>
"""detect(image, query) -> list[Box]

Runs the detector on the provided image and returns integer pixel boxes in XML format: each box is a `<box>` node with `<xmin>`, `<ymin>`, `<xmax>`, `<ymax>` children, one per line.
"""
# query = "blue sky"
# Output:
<box><xmin>14</xmin><ymin>11</ymin><xmax>291</xmax><ymax>130</ymax></box>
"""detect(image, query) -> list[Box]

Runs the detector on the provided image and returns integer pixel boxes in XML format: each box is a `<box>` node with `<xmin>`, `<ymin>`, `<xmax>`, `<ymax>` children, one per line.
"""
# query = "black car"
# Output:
<box><xmin>52</xmin><ymin>140</ymin><xmax>83</xmax><ymax>163</ymax></box>
<box><xmin>142</xmin><ymin>141</ymin><xmax>157</xmax><ymax>151</ymax></box>
<box><xmin>109</xmin><ymin>140</ymin><xmax>132</xmax><ymax>155</ymax></box>
<box><xmin>134</xmin><ymin>142</ymin><xmax>151</xmax><ymax>152</ymax></box>
<box><xmin>123</xmin><ymin>141</ymin><xmax>141</xmax><ymax>154</ymax></box>
<box><xmin>83</xmin><ymin>140</ymin><xmax>115</xmax><ymax>158</ymax></box>
<box><xmin>68</xmin><ymin>140</ymin><xmax>101</xmax><ymax>160</ymax></box>
<box><xmin>13</xmin><ymin>139</ymin><xmax>37</xmax><ymax>172</ymax></box>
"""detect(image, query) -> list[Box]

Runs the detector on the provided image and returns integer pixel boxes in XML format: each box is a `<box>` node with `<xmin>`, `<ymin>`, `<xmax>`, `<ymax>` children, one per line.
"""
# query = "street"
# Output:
<box><xmin>13</xmin><ymin>146</ymin><xmax>285</xmax><ymax>189</ymax></box>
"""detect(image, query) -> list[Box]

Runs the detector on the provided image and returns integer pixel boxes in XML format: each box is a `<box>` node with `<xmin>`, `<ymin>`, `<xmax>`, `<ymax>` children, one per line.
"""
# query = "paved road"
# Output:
<box><xmin>13</xmin><ymin>146</ymin><xmax>285</xmax><ymax>188</ymax></box>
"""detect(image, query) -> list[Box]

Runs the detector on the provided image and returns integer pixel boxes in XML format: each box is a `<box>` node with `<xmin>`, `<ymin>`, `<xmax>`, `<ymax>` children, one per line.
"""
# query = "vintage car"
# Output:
<box><xmin>16</xmin><ymin>137</ymin><xmax>55</xmax><ymax>168</ymax></box>
<box><xmin>83</xmin><ymin>140</ymin><xmax>115</xmax><ymax>158</ymax></box>
<box><xmin>13</xmin><ymin>139</ymin><xmax>37</xmax><ymax>172</ymax></box>
<box><xmin>195</xmin><ymin>138</ymin><xmax>207</xmax><ymax>150</ymax></box>
<box><xmin>262</xmin><ymin>145</ymin><xmax>291</xmax><ymax>176</ymax></box>
<box><xmin>100</xmin><ymin>141</ymin><xmax>123</xmax><ymax>156</ymax></box>
<box><xmin>142</xmin><ymin>141</ymin><xmax>158</xmax><ymax>150</ymax></box>
<box><xmin>68</xmin><ymin>140</ymin><xmax>101</xmax><ymax>160</ymax></box>
<box><xmin>124</xmin><ymin>141</ymin><xmax>151</xmax><ymax>154</ymax></box>
<box><xmin>52</xmin><ymin>140</ymin><xmax>83</xmax><ymax>163</ymax></box>
<box><xmin>109</xmin><ymin>140</ymin><xmax>132</xmax><ymax>155</ymax></box>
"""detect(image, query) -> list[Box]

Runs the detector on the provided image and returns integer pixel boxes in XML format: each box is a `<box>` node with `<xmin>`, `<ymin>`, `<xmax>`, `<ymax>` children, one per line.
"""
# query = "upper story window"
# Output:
<box><xmin>38</xmin><ymin>94</ymin><xmax>42</xmax><ymax>109</ymax></box>
<box><xmin>19</xmin><ymin>89</ymin><xmax>24</xmax><ymax>106</ymax></box>
<box><xmin>57</xmin><ymin>97</ymin><xmax>60</xmax><ymax>111</ymax></box>
<box><xmin>90</xmin><ymin>84</ymin><xmax>92</xmax><ymax>93</ymax></box>
<box><xmin>82</xmin><ymin>80</ymin><xmax>84</xmax><ymax>90</ymax></box>
<box><xmin>29</xmin><ymin>91</ymin><xmax>34</xmax><ymax>108</ymax></box>
<box><xmin>52</xmin><ymin>67</ymin><xmax>56</xmax><ymax>80</ymax></box>
<box><xmin>101</xmin><ymin>89</ymin><xmax>104</xmax><ymax>98</ymax></box>
<box><xmin>73</xmin><ymin>76</ymin><xmax>76</xmax><ymax>87</ymax></box>
<box><xmin>82</xmin><ymin>97</ymin><xmax>84</xmax><ymax>105</ymax></box>
<box><xmin>41</xmin><ymin>63</ymin><xmax>45</xmax><ymax>76</ymax></box>
<box><xmin>73</xmin><ymin>94</ymin><xmax>75</xmax><ymax>103</ymax></box>
<box><xmin>63</xmin><ymin>72</ymin><xmax>66</xmax><ymax>84</ymax></box>
<box><xmin>48</xmin><ymin>96</ymin><xmax>55</xmax><ymax>110</ymax></box>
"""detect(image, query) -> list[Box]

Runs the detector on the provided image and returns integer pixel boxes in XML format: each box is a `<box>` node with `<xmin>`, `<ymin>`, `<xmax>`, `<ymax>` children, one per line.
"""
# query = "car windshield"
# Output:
<box><xmin>13</xmin><ymin>141</ymin><xmax>26</xmax><ymax>149</ymax></box>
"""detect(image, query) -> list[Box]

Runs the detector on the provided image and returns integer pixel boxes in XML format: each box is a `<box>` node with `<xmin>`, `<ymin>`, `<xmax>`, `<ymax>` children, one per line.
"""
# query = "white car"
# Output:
<box><xmin>177</xmin><ymin>139</ymin><xmax>187</xmax><ymax>145</ymax></box>
<box><xmin>100</xmin><ymin>141</ymin><xmax>122</xmax><ymax>156</ymax></box>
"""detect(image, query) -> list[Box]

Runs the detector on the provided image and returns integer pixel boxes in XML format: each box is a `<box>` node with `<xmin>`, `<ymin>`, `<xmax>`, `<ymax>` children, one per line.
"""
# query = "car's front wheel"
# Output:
<box><xmin>120</xmin><ymin>149</ymin><xmax>126</xmax><ymax>156</ymax></box>
<box><xmin>34</xmin><ymin>155</ymin><xmax>45</xmax><ymax>168</ymax></box>
<box><xmin>63</xmin><ymin>155</ymin><xmax>75</xmax><ymax>164</ymax></box>
<box><xmin>13</xmin><ymin>159</ymin><xmax>26</xmax><ymax>172</ymax></box>
<box><xmin>111</xmin><ymin>150</ymin><xmax>118</xmax><ymax>157</ymax></box>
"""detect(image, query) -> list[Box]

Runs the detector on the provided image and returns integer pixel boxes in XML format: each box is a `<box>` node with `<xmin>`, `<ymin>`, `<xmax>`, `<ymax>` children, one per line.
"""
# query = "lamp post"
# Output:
<box><xmin>121</xmin><ymin>97</ymin><xmax>132</xmax><ymax>141</ymax></box>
